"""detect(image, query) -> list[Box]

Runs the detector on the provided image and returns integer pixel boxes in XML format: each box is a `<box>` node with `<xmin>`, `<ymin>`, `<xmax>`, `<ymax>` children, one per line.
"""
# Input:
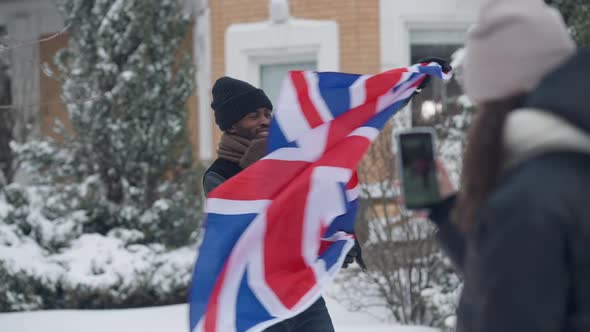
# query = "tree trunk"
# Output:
<box><xmin>0</xmin><ymin>74</ymin><xmax>14</xmax><ymax>184</ymax></box>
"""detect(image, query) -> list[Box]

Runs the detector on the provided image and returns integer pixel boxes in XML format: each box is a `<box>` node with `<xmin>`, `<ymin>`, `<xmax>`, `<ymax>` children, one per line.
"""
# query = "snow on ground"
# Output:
<box><xmin>0</xmin><ymin>296</ymin><xmax>438</xmax><ymax>332</ymax></box>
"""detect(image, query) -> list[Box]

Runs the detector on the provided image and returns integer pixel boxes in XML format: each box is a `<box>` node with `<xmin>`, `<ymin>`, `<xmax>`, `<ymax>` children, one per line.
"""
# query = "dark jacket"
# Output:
<box><xmin>430</xmin><ymin>48</ymin><xmax>590</xmax><ymax>332</ymax></box>
<box><xmin>203</xmin><ymin>158</ymin><xmax>242</xmax><ymax>195</ymax></box>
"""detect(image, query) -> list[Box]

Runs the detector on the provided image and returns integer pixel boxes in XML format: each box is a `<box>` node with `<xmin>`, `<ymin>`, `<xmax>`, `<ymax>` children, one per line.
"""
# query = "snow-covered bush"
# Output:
<box><xmin>333</xmin><ymin>214</ymin><xmax>460</xmax><ymax>331</ymax></box>
<box><xmin>0</xmin><ymin>182</ymin><xmax>200</xmax><ymax>311</ymax></box>
<box><xmin>0</xmin><ymin>0</ymin><xmax>202</xmax><ymax>311</ymax></box>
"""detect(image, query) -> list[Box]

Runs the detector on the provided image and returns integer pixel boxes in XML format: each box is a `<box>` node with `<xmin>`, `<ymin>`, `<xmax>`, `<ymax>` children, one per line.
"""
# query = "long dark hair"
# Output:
<box><xmin>454</xmin><ymin>94</ymin><xmax>527</xmax><ymax>232</ymax></box>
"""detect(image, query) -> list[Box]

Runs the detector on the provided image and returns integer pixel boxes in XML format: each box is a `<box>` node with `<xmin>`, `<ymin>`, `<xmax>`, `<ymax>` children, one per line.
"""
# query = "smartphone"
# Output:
<box><xmin>395</xmin><ymin>128</ymin><xmax>440</xmax><ymax>209</ymax></box>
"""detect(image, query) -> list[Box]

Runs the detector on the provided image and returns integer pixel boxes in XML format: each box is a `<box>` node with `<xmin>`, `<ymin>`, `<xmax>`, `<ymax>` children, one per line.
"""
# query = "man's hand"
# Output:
<box><xmin>239</xmin><ymin>137</ymin><xmax>268</xmax><ymax>168</ymax></box>
<box><xmin>398</xmin><ymin>57</ymin><xmax>452</xmax><ymax>111</ymax></box>
<box><xmin>416</xmin><ymin>57</ymin><xmax>452</xmax><ymax>90</ymax></box>
<box><xmin>342</xmin><ymin>237</ymin><xmax>367</xmax><ymax>271</ymax></box>
<box><xmin>418</xmin><ymin>57</ymin><xmax>452</xmax><ymax>72</ymax></box>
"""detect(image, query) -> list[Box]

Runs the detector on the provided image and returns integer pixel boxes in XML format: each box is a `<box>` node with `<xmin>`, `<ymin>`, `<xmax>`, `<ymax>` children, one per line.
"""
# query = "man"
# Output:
<box><xmin>203</xmin><ymin>76</ymin><xmax>338</xmax><ymax>331</ymax></box>
<box><xmin>203</xmin><ymin>76</ymin><xmax>272</xmax><ymax>195</ymax></box>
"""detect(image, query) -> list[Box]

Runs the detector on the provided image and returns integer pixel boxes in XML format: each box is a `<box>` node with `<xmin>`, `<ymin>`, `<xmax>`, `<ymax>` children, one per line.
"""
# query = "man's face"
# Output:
<box><xmin>229</xmin><ymin>107</ymin><xmax>272</xmax><ymax>140</ymax></box>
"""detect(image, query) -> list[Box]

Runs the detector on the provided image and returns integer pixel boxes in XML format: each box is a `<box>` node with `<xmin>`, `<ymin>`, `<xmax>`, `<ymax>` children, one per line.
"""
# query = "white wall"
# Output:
<box><xmin>194</xmin><ymin>0</ymin><xmax>214</xmax><ymax>161</ymax></box>
<box><xmin>380</xmin><ymin>0</ymin><xmax>479</xmax><ymax>128</ymax></box>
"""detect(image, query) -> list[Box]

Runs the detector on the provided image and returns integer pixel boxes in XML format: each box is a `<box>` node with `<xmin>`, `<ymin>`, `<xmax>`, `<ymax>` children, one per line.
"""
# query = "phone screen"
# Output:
<box><xmin>398</xmin><ymin>132</ymin><xmax>440</xmax><ymax>209</ymax></box>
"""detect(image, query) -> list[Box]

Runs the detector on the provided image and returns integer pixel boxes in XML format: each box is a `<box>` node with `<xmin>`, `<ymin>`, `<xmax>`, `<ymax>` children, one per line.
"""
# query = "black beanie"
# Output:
<box><xmin>210</xmin><ymin>76</ymin><xmax>273</xmax><ymax>131</ymax></box>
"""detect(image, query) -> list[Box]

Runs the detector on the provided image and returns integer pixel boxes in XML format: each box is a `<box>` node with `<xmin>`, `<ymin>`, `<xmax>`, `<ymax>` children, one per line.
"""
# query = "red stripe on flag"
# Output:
<box><xmin>324</xmin><ymin>101</ymin><xmax>377</xmax><ymax>150</ymax></box>
<box><xmin>318</xmin><ymin>240</ymin><xmax>331</xmax><ymax>255</ymax></box>
<box><xmin>318</xmin><ymin>222</ymin><xmax>330</xmax><ymax>255</ymax></box>
<box><xmin>207</xmin><ymin>159</ymin><xmax>309</xmax><ymax>200</ymax></box>
<box><xmin>290</xmin><ymin>71</ymin><xmax>324</xmax><ymax>128</ymax></box>
<box><xmin>364</xmin><ymin>70</ymin><xmax>404</xmax><ymax>103</ymax></box>
<box><xmin>347</xmin><ymin>171</ymin><xmax>359</xmax><ymax>190</ymax></box>
<box><xmin>262</xmin><ymin>136</ymin><xmax>372</xmax><ymax>309</ymax></box>
<box><xmin>203</xmin><ymin>264</ymin><xmax>229</xmax><ymax>332</ymax></box>
<box><xmin>263</xmin><ymin>167</ymin><xmax>317</xmax><ymax>309</ymax></box>
<box><xmin>314</xmin><ymin>135</ymin><xmax>372</xmax><ymax>170</ymax></box>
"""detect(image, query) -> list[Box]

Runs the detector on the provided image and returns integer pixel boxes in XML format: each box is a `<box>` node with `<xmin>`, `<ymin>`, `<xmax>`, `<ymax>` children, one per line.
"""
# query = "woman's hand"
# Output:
<box><xmin>395</xmin><ymin>159</ymin><xmax>456</xmax><ymax>212</ymax></box>
<box><xmin>435</xmin><ymin>160</ymin><xmax>456</xmax><ymax>200</ymax></box>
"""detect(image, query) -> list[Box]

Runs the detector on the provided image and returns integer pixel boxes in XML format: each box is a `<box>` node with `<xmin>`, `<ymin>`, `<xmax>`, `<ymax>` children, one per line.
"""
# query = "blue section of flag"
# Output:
<box><xmin>324</xmin><ymin>182</ymin><xmax>358</xmax><ymax>236</ymax></box>
<box><xmin>235</xmin><ymin>272</ymin><xmax>274</xmax><ymax>332</ymax></box>
<box><xmin>319</xmin><ymin>240</ymin><xmax>350</xmax><ymax>270</ymax></box>
<box><xmin>189</xmin><ymin>213</ymin><xmax>258</xmax><ymax>325</ymax></box>
<box><xmin>417</xmin><ymin>65</ymin><xmax>445</xmax><ymax>76</ymax></box>
<box><xmin>268</xmin><ymin>118</ymin><xmax>299</xmax><ymax>153</ymax></box>
<box><xmin>362</xmin><ymin>98</ymin><xmax>410</xmax><ymax>130</ymax></box>
<box><xmin>316</xmin><ymin>72</ymin><xmax>361</xmax><ymax>117</ymax></box>
<box><xmin>325</xmin><ymin>198</ymin><xmax>359</xmax><ymax>236</ymax></box>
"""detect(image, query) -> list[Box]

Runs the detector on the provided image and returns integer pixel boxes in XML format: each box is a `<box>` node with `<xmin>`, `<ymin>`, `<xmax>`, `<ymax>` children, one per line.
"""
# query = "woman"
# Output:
<box><xmin>424</xmin><ymin>0</ymin><xmax>590</xmax><ymax>331</ymax></box>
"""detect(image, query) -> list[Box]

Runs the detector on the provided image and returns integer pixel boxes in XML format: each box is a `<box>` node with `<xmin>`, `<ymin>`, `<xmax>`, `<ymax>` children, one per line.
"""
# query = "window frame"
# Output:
<box><xmin>379</xmin><ymin>0</ymin><xmax>476</xmax><ymax>128</ymax></box>
<box><xmin>225</xmin><ymin>19</ymin><xmax>339</xmax><ymax>87</ymax></box>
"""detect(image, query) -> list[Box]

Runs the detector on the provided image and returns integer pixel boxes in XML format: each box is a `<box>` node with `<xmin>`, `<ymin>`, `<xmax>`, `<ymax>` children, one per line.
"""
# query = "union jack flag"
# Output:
<box><xmin>189</xmin><ymin>63</ymin><xmax>450</xmax><ymax>332</ymax></box>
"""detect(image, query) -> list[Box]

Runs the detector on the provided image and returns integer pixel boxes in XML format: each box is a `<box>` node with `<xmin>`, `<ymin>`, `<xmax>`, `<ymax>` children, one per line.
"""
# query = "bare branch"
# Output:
<box><xmin>0</xmin><ymin>24</ymin><xmax>71</xmax><ymax>55</ymax></box>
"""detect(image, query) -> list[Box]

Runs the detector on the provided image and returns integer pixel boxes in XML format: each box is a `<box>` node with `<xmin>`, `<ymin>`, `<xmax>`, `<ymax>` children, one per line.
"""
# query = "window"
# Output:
<box><xmin>260</xmin><ymin>61</ymin><xmax>317</xmax><ymax>104</ymax></box>
<box><xmin>409</xmin><ymin>29</ymin><xmax>465</xmax><ymax>125</ymax></box>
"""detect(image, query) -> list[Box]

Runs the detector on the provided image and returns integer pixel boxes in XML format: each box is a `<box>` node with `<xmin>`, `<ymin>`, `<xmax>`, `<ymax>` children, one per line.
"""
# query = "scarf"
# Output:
<box><xmin>217</xmin><ymin>133</ymin><xmax>268</xmax><ymax>168</ymax></box>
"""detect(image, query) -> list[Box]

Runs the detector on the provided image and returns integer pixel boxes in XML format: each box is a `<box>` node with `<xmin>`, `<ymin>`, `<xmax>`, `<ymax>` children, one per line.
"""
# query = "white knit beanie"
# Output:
<box><xmin>464</xmin><ymin>0</ymin><xmax>576</xmax><ymax>104</ymax></box>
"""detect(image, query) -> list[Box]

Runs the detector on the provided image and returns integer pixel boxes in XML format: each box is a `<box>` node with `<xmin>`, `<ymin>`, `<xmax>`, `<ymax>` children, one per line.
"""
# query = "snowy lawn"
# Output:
<box><xmin>0</xmin><ymin>296</ymin><xmax>438</xmax><ymax>332</ymax></box>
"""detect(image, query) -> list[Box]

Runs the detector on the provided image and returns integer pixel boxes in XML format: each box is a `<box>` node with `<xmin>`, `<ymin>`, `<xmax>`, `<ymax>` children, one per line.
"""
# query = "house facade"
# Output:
<box><xmin>0</xmin><ymin>0</ymin><xmax>63</xmax><ymax>142</ymax></box>
<box><xmin>1</xmin><ymin>0</ymin><xmax>478</xmax><ymax>163</ymax></box>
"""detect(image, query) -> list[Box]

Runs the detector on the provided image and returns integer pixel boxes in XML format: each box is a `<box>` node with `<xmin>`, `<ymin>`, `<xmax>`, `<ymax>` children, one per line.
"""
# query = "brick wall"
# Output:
<box><xmin>39</xmin><ymin>32</ymin><xmax>72</xmax><ymax>141</ymax></box>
